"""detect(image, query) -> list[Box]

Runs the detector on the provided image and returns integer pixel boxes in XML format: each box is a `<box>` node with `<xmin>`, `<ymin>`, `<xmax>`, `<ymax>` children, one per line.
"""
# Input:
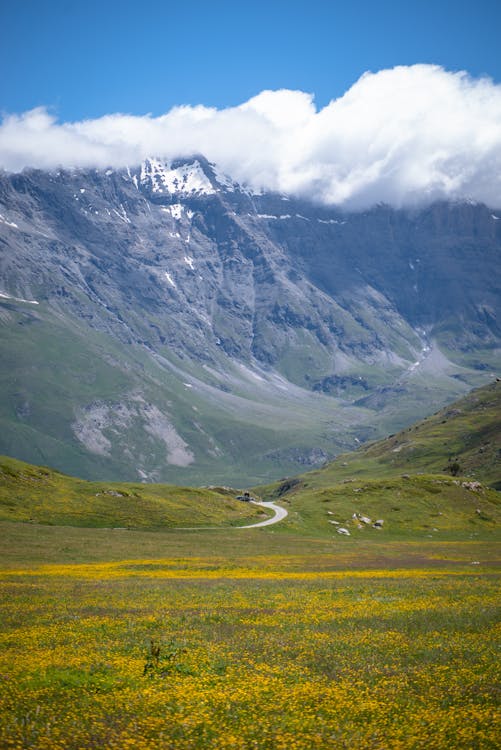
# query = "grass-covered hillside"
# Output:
<box><xmin>260</xmin><ymin>380</ymin><xmax>501</xmax><ymax>538</ymax></box>
<box><xmin>0</xmin><ymin>455</ymin><xmax>267</xmax><ymax>529</ymax></box>
<box><xmin>303</xmin><ymin>379</ymin><xmax>500</xmax><ymax>487</ymax></box>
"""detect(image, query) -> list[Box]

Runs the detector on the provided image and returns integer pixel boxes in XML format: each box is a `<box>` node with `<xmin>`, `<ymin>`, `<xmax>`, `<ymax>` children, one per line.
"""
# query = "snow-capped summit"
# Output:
<box><xmin>138</xmin><ymin>156</ymin><xmax>237</xmax><ymax>197</ymax></box>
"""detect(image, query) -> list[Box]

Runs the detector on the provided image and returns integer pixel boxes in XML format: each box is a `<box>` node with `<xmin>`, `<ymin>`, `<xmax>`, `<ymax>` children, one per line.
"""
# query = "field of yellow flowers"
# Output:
<box><xmin>1</xmin><ymin>524</ymin><xmax>499</xmax><ymax>749</ymax></box>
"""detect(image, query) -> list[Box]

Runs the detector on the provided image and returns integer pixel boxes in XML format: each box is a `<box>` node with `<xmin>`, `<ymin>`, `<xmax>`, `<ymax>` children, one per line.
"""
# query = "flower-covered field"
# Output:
<box><xmin>1</xmin><ymin>541</ymin><xmax>499</xmax><ymax>749</ymax></box>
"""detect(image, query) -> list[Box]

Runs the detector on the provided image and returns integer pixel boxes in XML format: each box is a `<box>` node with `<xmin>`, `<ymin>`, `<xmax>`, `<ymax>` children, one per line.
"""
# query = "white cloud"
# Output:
<box><xmin>1</xmin><ymin>65</ymin><xmax>501</xmax><ymax>208</ymax></box>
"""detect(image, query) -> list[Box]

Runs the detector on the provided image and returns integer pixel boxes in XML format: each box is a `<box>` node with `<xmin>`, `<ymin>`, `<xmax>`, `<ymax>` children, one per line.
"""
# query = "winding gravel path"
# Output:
<box><xmin>173</xmin><ymin>500</ymin><xmax>288</xmax><ymax>530</ymax></box>
<box><xmin>238</xmin><ymin>501</ymin><xmax>288</xmax><ymax>529</ymax></box>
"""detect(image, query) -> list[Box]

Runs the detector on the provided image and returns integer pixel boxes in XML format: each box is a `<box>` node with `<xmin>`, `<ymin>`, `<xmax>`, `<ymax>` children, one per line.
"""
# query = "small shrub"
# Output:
<box><xmin>143</xmin><ymin>638</ymin><xmax>189</xmax><ymax>678</ymax></box>
<box><xmin>448</xmin><ymin>461</ymin><xmax>461</xmax><ymax>476</ymax></box>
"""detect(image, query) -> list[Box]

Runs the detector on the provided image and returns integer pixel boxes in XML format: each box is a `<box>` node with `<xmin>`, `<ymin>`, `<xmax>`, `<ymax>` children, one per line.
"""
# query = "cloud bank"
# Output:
<box><xmin>1</xmin><ymin>65</ymin><xmax>501</xmax><ymax>208</ymax></box>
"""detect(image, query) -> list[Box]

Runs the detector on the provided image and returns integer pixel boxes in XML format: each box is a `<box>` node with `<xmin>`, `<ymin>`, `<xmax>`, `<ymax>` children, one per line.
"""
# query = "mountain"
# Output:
<box><xmin>0</xmin><ymin>157</ymin><xmax>499</xmax><ymax>485</ymax></box>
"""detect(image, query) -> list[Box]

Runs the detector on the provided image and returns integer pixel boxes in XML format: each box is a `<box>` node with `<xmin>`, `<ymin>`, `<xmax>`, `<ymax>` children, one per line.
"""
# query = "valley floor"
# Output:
<box><xmin>1</xmin><ymin>522</ymin><xmax>499</xmax><ymax>749</ymax></box>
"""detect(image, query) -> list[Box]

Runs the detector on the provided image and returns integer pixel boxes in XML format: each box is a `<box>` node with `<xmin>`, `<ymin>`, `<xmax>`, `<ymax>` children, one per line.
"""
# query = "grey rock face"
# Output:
<box><xmin>0</xmin><ymin>157</ymin><xmax>499</xmax><ymax>484</ymax></box>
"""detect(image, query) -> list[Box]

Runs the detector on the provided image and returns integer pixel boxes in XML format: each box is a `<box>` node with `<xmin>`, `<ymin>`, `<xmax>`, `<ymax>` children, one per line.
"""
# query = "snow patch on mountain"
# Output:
<box><xmin>0</xmin><ymin>213</ymin><xmax>18</xmax><ymax>229</ymax></box>
<box><xmin>140</xmin><ymin>158</ymin><xmax>216</xmax><ymax>196</ymax></box>
<box><xmin>165</xmin><ymin>272</ymin><xmax>177</xmax><ymax>288</ymax></box>
<box><xmin>0</xmin><ymin>291</ymin><xmax>39</xmax><ymax>305</ymax></box>
<box><xmin>161</xmin><ymin>204</ymin><xmax>195</xmax><ymax>221</ymax></box>
<box><xmin>256</xmin><ymin>214</ymin><xmax>292</xmax><ymax>220</ymax></box>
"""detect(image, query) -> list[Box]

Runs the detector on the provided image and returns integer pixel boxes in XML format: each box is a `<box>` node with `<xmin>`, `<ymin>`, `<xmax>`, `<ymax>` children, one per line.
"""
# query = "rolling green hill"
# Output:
<box><xmin>0</xmin><ymin>455</ymin><xmax>266</xmax><ymax>529</ymax></box>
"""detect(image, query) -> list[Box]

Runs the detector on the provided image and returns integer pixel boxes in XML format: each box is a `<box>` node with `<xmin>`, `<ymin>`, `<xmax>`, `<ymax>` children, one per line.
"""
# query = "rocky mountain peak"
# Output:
<box><xmin>137</xmin><ymin>155</ymin><xmax>237</xmax><ymax>198</ymax></box>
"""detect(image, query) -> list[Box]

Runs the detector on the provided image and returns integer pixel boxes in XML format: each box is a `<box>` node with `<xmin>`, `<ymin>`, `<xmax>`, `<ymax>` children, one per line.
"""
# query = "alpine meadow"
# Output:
<box><xmin>1</xmin><ymin>2</ymin><xmax>501</xmax><ymax>747</ymax></box>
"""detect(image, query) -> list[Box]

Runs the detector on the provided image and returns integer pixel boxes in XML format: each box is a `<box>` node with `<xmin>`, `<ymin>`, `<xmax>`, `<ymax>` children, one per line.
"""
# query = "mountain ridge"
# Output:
<box><xmin>0</xmin><ymin>158</ymin><xmax>499</xmax><ymax>484</ymax></box>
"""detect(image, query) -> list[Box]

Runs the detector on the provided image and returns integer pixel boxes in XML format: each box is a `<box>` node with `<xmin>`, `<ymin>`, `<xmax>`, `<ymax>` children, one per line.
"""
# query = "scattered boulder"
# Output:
<box><xmin>462</xmin><ymin>481</ymin><xmax>482</xmax><ymax>492</ymax></box>
<box><xmin>337</xmin><ymin>527</ymin><xmax>351</xmax><ymax>536</ymax></box>
<box><xmin>373</xmin><ymin>520</ymin><xmax>384</xmax><ymax>528</ymax></box>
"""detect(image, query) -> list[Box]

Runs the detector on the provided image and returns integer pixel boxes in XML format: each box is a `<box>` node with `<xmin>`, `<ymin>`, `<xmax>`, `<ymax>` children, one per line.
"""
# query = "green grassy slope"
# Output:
<box><xmin>2</xmin><ymin>296</ymin><xmax>497</xmax><ymax>489</ymax></box>
<box><xmin>351</xmin><ymin>379</ymin><xmax>501</xmax><ymax>486</ymax></box>
<box><xmin>0</xmin><ymin>455</ymin><xmax>267</xmax><ymax>529</ymax></box>
<box><xmin>277</xmin><ymin>379</ymin><xmax>501</xmax><ymax>489</ymax></box>
<box><xmin>268</xmin><ymin>473</ymin><xmax>500</xmax><ymax>539</ymax></box>
<box><xmin>259</xmin><ymin>380</ymin><xmax>501</xmax><ymax>538</ymax></box>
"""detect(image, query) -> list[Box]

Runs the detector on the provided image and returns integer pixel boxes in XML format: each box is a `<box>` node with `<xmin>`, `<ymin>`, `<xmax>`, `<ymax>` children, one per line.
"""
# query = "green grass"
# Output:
<box><xmin>267</xmin><ymin>473</ymin><xmax>501</xmax><ymax>540</ymax></box>
<box><xmin>0</xmin><ymin>373</ymin><xmax>500</xmax><ymax>749</ymax></box>
<box><xmin>0</xmin><ymin>455</ymin><xmax>268</xmax><ymax>529</ymax></box>
<box><xmin>255</xmin><ymin>380</ymin><xmax>501</xmax><ymax>539</ymax></box>
<box><xmin>1</xmin><ymin>518</ymin><xmax>500</xmax><ymax>569</ymax></box>
<box><xmin>0</xmin><ymin>523</ymin><xmax>499</xmax><ymax>749</ymax></box>
<box><xmin>350</xmin><ymin>379</ymin><xmax>501</xmax><ymax>485</ymax></box>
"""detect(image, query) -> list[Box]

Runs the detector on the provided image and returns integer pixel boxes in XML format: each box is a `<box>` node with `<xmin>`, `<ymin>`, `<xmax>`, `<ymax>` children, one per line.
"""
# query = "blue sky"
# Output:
<box><xmin>1</xmin><ymin>0</ymin><xmax>500</xmax><ymax>120</ymax></box>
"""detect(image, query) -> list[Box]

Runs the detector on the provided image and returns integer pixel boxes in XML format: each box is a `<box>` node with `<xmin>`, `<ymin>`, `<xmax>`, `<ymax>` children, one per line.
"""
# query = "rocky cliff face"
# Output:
<box><xmin>0</xmin><ymin>157</ymin><xmax>499</xmax><ymax>485</ymax></box>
